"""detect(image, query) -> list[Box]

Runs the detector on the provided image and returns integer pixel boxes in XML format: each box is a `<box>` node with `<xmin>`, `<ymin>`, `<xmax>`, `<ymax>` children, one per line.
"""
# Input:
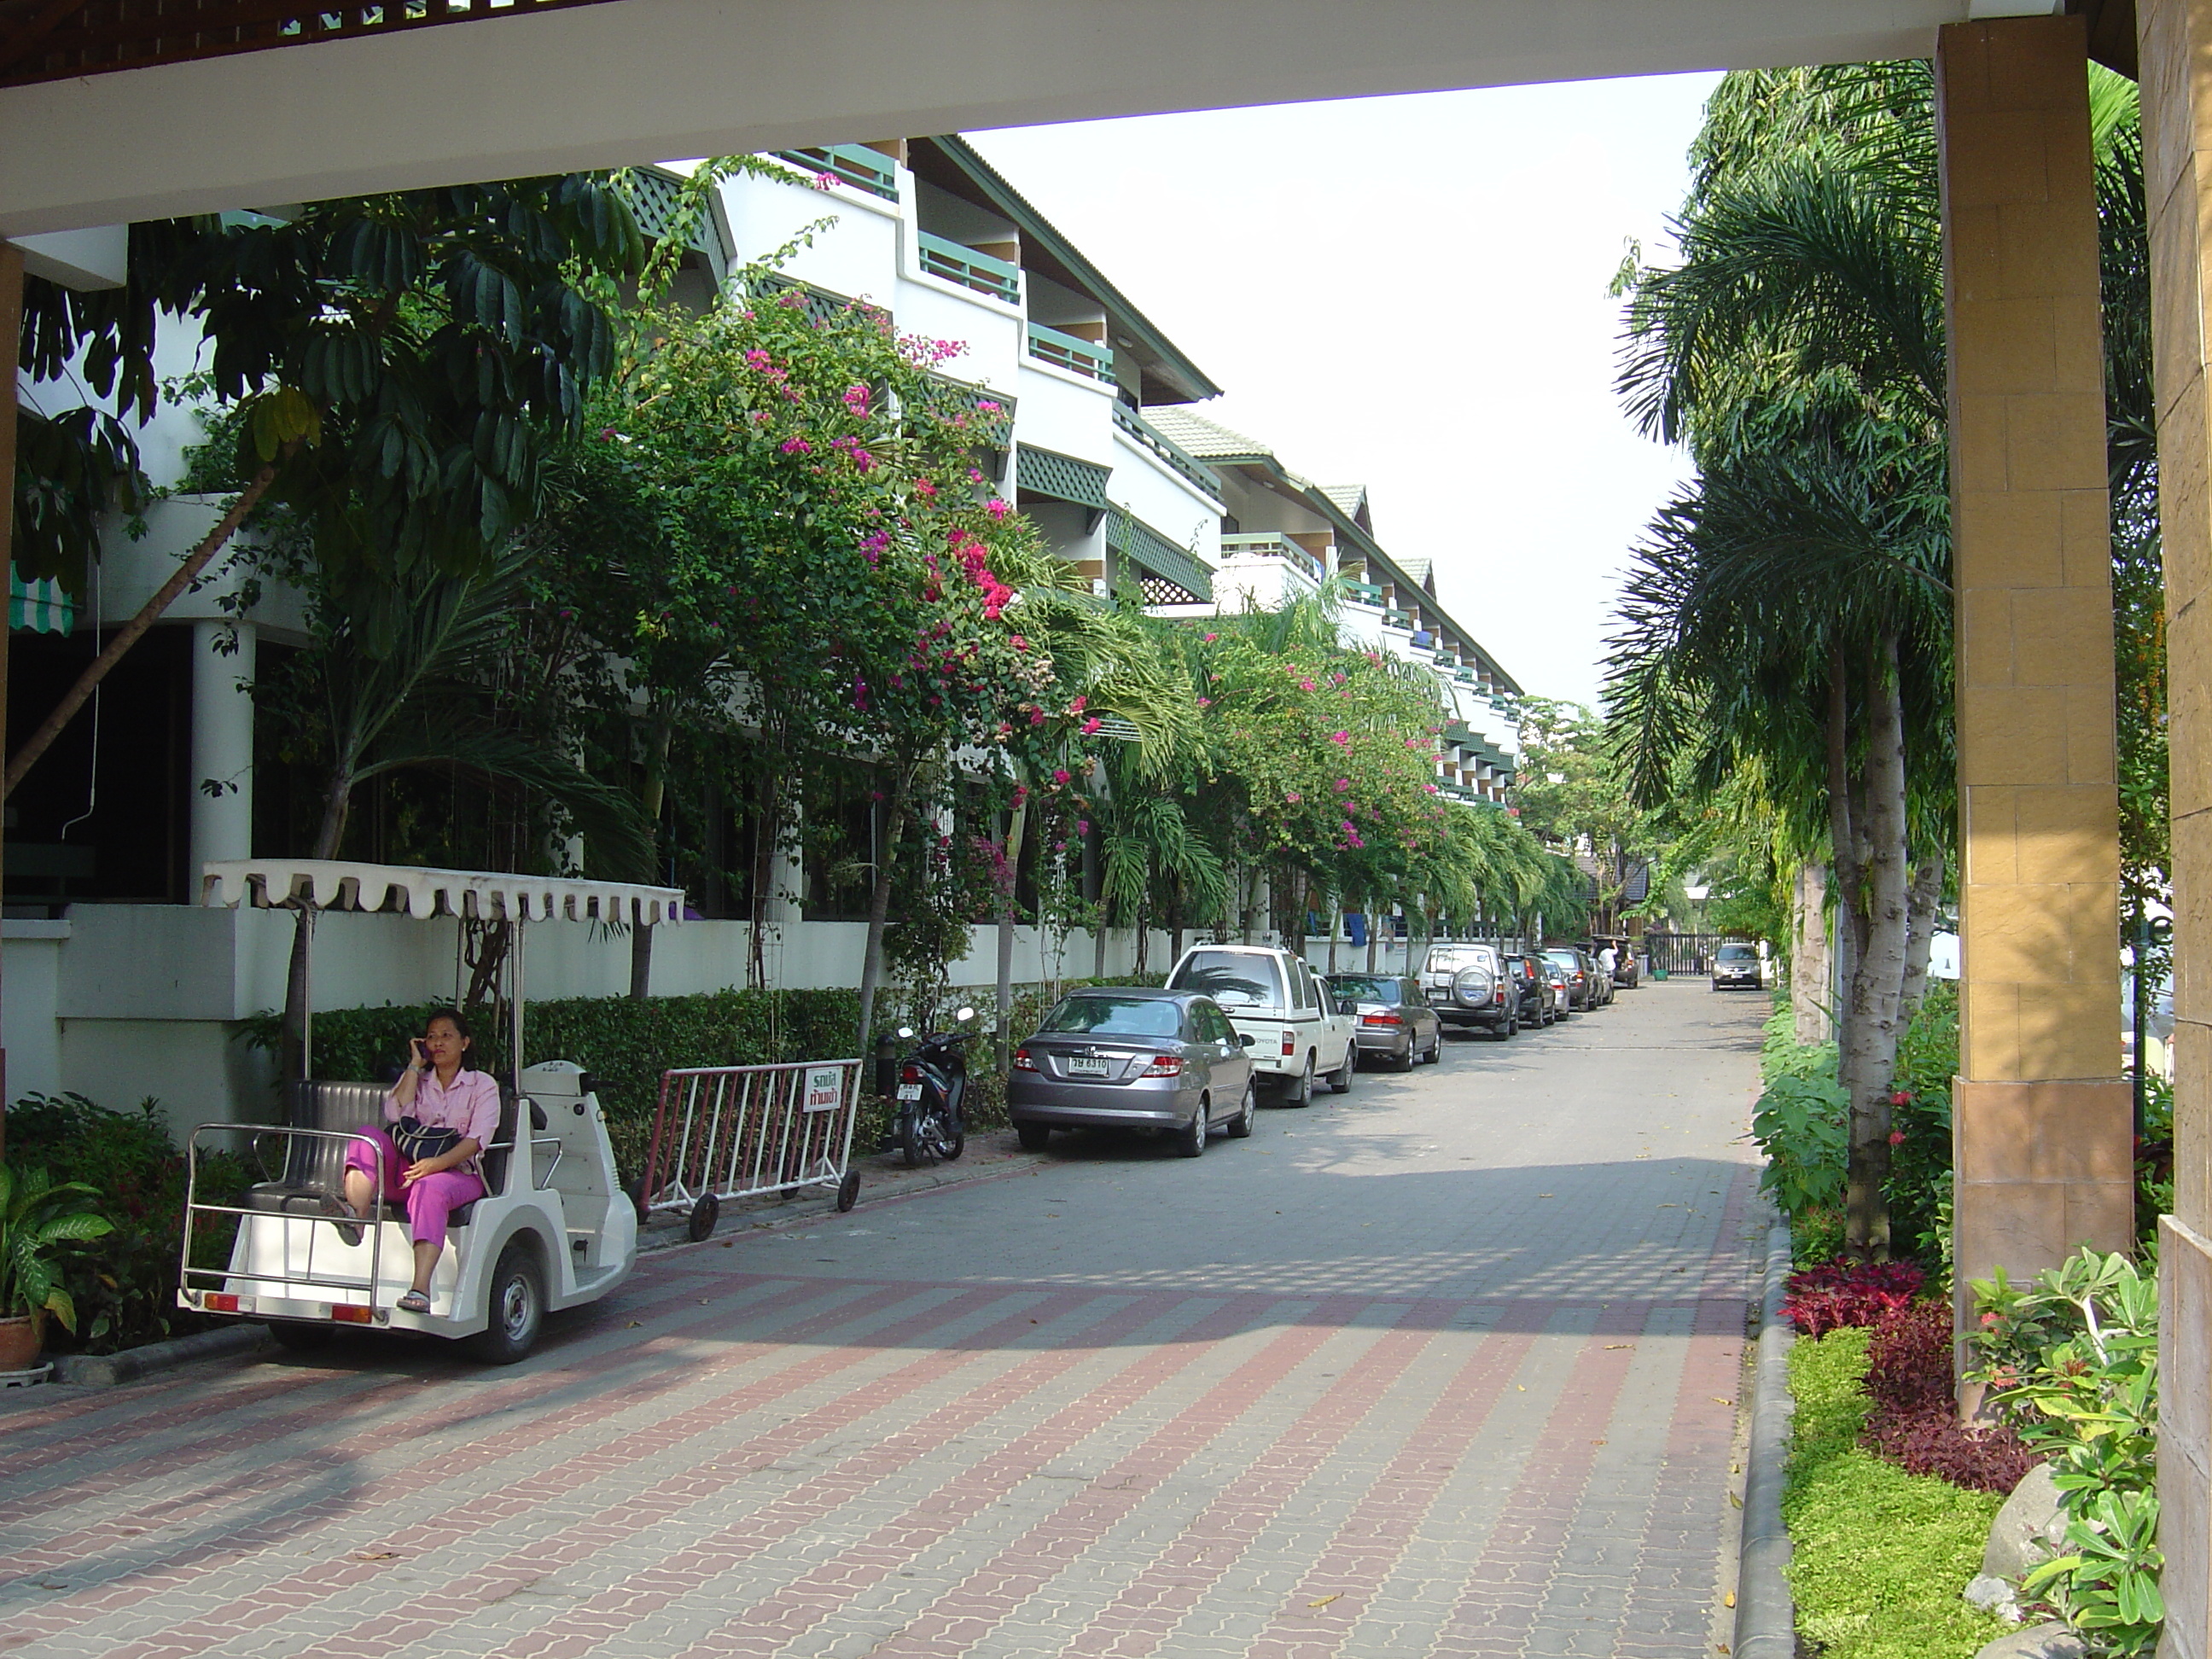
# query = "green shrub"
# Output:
<box><xmin>4</xmin><ymin>1093</ymin><xmax>250</xmax><ymax>1354</ymax></box>
<box><xmin>1974</xmin><ymin>1249</ymin><xmax>2163</xmax><ymax>1653</ymax></box>
<box><xmin>1784</xmin><ymin>1326</ymin><xmax>2011</xmax><ymax>1658</ymax></box>
<box><xmin>259</xmin><ymin>976</ymin><xmax>1162</xmax><ymax>1184</ymax></box>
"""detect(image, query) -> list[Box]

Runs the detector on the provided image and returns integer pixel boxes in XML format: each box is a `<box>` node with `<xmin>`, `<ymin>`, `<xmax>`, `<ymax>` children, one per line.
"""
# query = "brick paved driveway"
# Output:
<box><xmin>2</xmin><ymin>979</ymin><xmax>1768</xmax><ymax>1659</ymax></box>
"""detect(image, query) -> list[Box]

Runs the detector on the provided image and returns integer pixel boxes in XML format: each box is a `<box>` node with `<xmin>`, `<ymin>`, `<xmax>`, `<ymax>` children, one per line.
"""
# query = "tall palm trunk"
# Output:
<box><xmin>1790</xmin><ymin>861</ymin><xmax>1833</xmax><ymax>1045</ymax></box>
<box><xmin>1899</xmin><ymin>851</ymin><xmax>1944</xmax><ymax>1020</ymax></box>
<box><xmin>280</xmin><ymin>755</ymin><xmax>359</xmax><ymax>1082</ymax></box>
<box><xmin>994</xmin><ymin>793</ymin><xmax>1027</xmax><ymax>1073</ymax></box>
<box><xmin>1841</xmin><ymin>634</ymin><xmax>1910</xmax><ymax>1259</ymax></box>
<box><xmin>630</xmin><ymin>722</ymin><xmax>672</xmax><ymax>1000</ymax></box>
<box><xmin>856</xmin><ymin>769</ymin><xmax>911</xmax><ymax>1050</ymax></box>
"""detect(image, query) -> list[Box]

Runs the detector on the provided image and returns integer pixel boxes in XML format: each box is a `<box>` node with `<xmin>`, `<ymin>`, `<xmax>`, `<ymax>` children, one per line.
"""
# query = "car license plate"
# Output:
<box><xmin>895</xmin><ymin>1083</ymin><xmax>923</xmax><ymax>1101</ymax></box>
<box><xmin>1065</xmin><ymin>1056</ymin><xmax>1110</xmax><ymax>1077</ymax></box>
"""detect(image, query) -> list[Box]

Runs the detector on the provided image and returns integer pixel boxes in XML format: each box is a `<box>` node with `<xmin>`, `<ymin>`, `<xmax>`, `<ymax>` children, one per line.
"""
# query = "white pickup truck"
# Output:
<box><xmin>1164</xmin><ymin>944</ymin><xmax>1357</xmax><ymax>1105</ymax></box>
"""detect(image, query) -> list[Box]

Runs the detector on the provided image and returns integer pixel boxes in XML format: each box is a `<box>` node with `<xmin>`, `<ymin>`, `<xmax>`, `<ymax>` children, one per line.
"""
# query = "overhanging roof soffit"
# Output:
<box><xmin>0</xmin><ymin>0</ymin><xmax>627</xmax><ymax>90</ymax></box>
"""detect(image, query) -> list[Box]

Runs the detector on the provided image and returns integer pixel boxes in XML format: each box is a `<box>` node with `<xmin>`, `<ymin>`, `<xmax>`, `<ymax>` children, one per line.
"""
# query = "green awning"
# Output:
<box><xmin>11</xmin><ymin>571</ymin><xmax>73</xmax><ymax>635</ymax></box>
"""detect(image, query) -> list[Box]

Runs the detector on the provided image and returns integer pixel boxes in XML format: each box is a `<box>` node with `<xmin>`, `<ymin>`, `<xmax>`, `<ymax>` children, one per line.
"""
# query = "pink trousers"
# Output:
<box><xmin>343</xmin><ymin>1125</ymin><xmax>486</xmax><ymax>1254</ymax></box>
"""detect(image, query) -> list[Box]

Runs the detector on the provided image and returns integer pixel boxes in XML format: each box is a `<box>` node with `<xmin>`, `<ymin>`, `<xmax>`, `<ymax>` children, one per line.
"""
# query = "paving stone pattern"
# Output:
<box><xmin>1</xmin><ymin>980</ymin><xmax>1768</xmax><ymax>1658</ymax></box>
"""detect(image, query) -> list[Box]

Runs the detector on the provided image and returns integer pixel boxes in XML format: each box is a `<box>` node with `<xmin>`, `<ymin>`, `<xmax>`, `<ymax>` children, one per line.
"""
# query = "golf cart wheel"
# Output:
<box><xmin>625</xmin><ymin>1176</ymin><xmax>649</xmax><ymax>1225</ymax></box>
<box><xmin>687</xmin><ymin>1193</ymin><xmax>720</xmax><ymax>1243</ymax></box>
<box><xmin>1016</xmin><ymin>1123</ymin><xmax>1051</xmax><ymax>1151</ymax></box>
<box><xmin>464</xmin><ymin>1238</ymin><xmax>545</xmax><ymax>1365</ymax></box>
<box><xmin>836</xmin><ymin>1171</ymin><xmax>861</xmax><ymax>1212</ymax></box>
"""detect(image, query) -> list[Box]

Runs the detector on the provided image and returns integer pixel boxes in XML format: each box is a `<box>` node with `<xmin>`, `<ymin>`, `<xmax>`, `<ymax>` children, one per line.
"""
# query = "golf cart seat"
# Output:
<box><xmin>243</xmin><ymin>1080</ymin><xmax>389</xmax><ymax>1215</ymax></box>
<box><xmin>242</xmin><ymin>1079</ymin><xmax>543</xmax><ymax>1228</ymax></box>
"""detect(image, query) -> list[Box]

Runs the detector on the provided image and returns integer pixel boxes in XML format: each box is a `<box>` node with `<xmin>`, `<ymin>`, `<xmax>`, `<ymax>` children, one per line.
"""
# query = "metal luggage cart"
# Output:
<box><xmin>641</xmin><ymin>1059</ymin><xmax>866</xmax><ymax>1240</ymax></box>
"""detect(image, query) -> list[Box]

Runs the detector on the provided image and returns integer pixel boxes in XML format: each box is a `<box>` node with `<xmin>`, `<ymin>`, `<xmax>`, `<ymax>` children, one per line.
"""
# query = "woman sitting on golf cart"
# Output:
<box><xmin>330</xmin><ymin>1009</ymin><xmax>500</xmax><ymax>1313</ymax></box>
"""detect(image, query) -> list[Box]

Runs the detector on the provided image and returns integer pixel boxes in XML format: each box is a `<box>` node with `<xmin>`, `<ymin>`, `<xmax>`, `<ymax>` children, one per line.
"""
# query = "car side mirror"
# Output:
<box><xmin>1239</xmin><ymin>1033</ymin><xmax>1255</xmax><ymax>1047</ymax></box>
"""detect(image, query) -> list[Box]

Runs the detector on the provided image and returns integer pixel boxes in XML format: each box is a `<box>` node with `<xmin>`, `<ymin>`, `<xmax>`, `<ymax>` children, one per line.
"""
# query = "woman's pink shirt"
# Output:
<box><xmin>382</xmin><ymin>1067</ymin><xmax>503</xmax><ymax>1175</ymax></box>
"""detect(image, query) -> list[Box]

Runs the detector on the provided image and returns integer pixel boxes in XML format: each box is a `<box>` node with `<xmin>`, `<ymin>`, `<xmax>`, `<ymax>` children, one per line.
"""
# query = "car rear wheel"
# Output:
<box><xmin>1226</xmin><ymin>1080</ymin><xmax>1257</xmax><ymax>1138</ymax></box>
<box><xmin>1328</xmin><ymin>1048</ymin><xmax>1353</xmax><ymax>1093</ymax></box>
<box><xmin>1391</xmin><ymin>1036</ymin><xmax>1415</xmax><ymax>1072</ymax></box>
<box><xmin>1425</xmin><ymin>1033</ymin><xmax>1442</xmax><ymax>1062</ymax></box>
<box><xmin>1016</xmin><ymin>1122</ymin><xmax>1051</xmax><ymax>1152</ymax></box>
<box><xmin>1283</xmin><ymin>1056</ymin><xmax>1313</xmax><ymax>1107</ymax></box>
<box><xmin>1177</xmin><ymin>1098</ymin><xmax>1208</xmax><ymax>1158</ymax></box>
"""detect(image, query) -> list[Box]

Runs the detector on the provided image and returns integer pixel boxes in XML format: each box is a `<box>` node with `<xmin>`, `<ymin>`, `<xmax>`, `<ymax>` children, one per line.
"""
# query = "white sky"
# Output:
<box><xmin>969</xmin><ymin>71</ymin><xmax>1724</xmax><ymax>709</ymax></box>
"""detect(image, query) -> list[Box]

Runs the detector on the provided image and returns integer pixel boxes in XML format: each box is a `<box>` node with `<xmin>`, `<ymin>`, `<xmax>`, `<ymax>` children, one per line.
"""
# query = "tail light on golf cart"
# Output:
<box><xmin>1012</xmin><ymin>1048</ymin><xmax>1037</xmax><ymax>1071</ymax></box>
<box><xmin>1360</xmin><ymin>1011</ymin><xmax>1404</xmax><ymax>1027</ymax></box>
<box><xmin>1139</xmin><ymin>1055</ymin><xmax>1185</xmax><ymax>1076</ymax></box>
<box><xmin>331</xmin><ymin>1304</ymin><xmax>375</xmax><ymax>1324</ymax></box>
<box><xmin>201</xmin><ymin>1292</ymin><xmax>240</xmax><ymax>1313</ymax></box>
<box><xmin>1281</xmin><ymin>1029</ymin><xmax>1296</xmax><ymax>1056</ymax></box>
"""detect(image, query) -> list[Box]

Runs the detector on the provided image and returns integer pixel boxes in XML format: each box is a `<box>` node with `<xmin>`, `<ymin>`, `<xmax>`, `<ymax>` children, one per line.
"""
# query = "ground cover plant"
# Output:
<box><xmin>1784</xmin><ymin>1324</ymin><xmax>2011</xmax><ymax>1658</ymax></box>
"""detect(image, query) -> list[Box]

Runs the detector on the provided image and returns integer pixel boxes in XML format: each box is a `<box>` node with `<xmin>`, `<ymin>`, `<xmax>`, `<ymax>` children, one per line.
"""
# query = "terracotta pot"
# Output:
<box><xmin>0</xmin><ymin>1315</ymin><xmax>39</xmax><ymax>1371</ymax></box>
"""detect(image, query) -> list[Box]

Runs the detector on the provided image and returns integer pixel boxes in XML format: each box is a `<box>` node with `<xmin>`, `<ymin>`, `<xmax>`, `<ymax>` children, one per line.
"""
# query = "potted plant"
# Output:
<box><xmin>1</xmin><ymin>1165</ymin><xmax>114</xmax><ymax>1370</ymax></box>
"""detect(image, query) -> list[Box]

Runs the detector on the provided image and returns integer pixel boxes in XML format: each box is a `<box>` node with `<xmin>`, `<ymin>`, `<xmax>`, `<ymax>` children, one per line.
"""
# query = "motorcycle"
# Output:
<box><xmin>893</xmin><ymin>1007</ymin><xmax>975</xmax><ymax>1167</ymax></box>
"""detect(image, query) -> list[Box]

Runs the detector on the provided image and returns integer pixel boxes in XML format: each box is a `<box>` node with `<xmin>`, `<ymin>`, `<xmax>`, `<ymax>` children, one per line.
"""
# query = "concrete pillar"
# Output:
<box><xmin>188</xmin><ymin>618</ymin><xmax>254</xmax><ymax>882</ymax></box>
<box><xmin>1936</xmin><ymin>14</ymin><xmax>2134</xmax><ymax>1365</ymax></box>
<box><xmin>2136</xmin><ymin>0</ymin><xmax>2212</xmax><ymax>1644</ymax></box>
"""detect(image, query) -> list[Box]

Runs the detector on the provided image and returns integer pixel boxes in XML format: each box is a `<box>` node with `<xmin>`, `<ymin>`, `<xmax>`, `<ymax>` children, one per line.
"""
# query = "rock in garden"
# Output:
<box><xmin>1971</xmin><ymin>1622</ymin><xmax>2087</xmax><ymax>1659</ymax></box>
<box><xmin>1983</xmin><ymin>1463</ymin><xmax>2064</xmax><ymax>1580</ymax></box>
<box><xmin>1963</xmin><ymin>1573</ymin><xmax>2021</xmax><ymax>1623</ymax></box>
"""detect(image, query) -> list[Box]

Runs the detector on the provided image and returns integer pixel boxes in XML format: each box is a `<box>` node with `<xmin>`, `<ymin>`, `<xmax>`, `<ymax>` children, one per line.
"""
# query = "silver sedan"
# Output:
<box><xmin>1009</xmin><ymin>988</ymin><xmax>1257</xmax><ymax>1159</ymax></box>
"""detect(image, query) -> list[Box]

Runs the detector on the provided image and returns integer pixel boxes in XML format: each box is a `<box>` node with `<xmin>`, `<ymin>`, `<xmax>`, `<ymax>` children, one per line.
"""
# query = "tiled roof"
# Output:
<box><xmin>1141</xmin><ymin>406</ymin><xmax>1273</xmax><ymax>462</ymax></box>
<box><xmin>1321</xmin><ymin>484</ymin><xmax>1367</xmax><ymax>518</ymax></box>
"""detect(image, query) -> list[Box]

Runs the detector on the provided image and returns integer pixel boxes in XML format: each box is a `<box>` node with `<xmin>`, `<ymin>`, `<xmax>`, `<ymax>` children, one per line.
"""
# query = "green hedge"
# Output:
<box><xmin>271</xmin><ymin>976</ymin><xmax>1164</xmax><ymax>1183</ymax></box>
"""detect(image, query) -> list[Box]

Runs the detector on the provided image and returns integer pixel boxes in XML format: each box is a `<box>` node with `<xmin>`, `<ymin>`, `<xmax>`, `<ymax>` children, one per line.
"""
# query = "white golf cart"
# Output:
<box><xmin>178</xmin><ymin>859</ymin><xmax>685</xmax><ymax>1363</ymax></box>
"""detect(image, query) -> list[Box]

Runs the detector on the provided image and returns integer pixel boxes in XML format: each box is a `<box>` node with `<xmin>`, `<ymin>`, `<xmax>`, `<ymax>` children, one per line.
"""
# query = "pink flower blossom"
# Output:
<box><xmin>1202</xmin><ymin>632</ymin><xmax>1219</xmax><ymax>643</ymax></box>
<box><xmin>1068</xmin><ymin>695</ymin><xmax>1087</xmax><ymax>714</ymax></box>
<box><xmin>915</xmin><ymin>479</ymin><xmax>938</xmax><ymax>498</ymax></box>
<box><xmin>1029</xmin><ymin>709</ymin><xmax>1046</xmax><ymax>726</ymax></box>
<box><xmin>1330</xmin><ymin>731</ymin><xmax>1350</xmax><ymax>745</ymax></box>
<box><xmin>812</xmin><ymin>171</ymin><xmax>842</xmax><ymax>191</ymax></box>
<box><xmin>1286</xmin><ymin>792</ymin><xmax>1302</xmax><ymax>804</ymax></box>
<box><xmin>978</xmin><ymin>399</ymin><xmax>1003</xmax><ymax>413</ymax></box>
<box><xmin>1335</xmin><ymin>778</ymin><xmax>1351</xmax><ymax>791</ymax></box>
<box><xmin>1299</xmin><ymin>678</ymin><xmax>1317</xmax><ymax>691</ymax></box>
<box><xmin>1010</xmin><ymin>635</ymin><xmax>1028</xmax><ymax>651</ymax></box>
<box><xmin>1196</xmin><ymin>696</ymin><xmax>1212</xmax><ymax>707</ymax></box>
<box><xmin>986</xmin><ymin>498</ymin><xmax>1010</xmax><ymax>520</ymax></box>
<box><xmin>841</xmin><ymin>383</ymin><xmax>870</xmax><ymax>410</ymax></box>
<box><xmin>1052</xmin><ymin>769</ymin><xmax>1073</xmax><ymax>786</ymax></box>
<box><xmin>1076</xmin><ymin>821</ymin><xmax>1090</xmax><ymax>835</ymax></box>
<box><xmin>744</xmin><ymin>349</ymin><xmax>775</xmax><ymax>373</ymax></box>
<box><xmin>780</xmin><ymin>437</ymin><xmax>812</xmax><ymax>455</ymax></box>
<box><xmin>1081</xmin><ymin>717</ymin><xmax>1102</xmax><ymax>736</ymax></box>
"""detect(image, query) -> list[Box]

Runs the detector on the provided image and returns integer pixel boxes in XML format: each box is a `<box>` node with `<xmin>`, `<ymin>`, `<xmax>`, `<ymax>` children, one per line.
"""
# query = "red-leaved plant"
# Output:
<box><xmin>1782</xmin><ymin>1259</ymin><xmax>1927</xmax><ymax>1337</ymax></box>
<box><xmin>1860</xmin><ymin>1300</ymin><xmax>2037</xmax><ymax>1493</ymax></box>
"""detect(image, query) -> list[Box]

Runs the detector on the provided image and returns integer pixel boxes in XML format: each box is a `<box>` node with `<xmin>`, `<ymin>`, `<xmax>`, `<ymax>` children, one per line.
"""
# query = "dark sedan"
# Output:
<box><xmin>1543</xmin><ymin>946</ymin><xmax>1598</xmax><ymax>1013</ymax></box>
<box><xmin>1320</xmin><ymin>973</ymin><xmax>1442</xmax><ymax>1070</ymax></box>
<box><xmin>1010</xmin><ymin>988</ymin><xmax>1257</xmax><ymax>1158</ymax></box>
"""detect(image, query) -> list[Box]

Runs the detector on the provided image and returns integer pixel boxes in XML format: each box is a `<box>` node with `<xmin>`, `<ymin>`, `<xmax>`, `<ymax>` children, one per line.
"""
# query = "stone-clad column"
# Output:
<box><xmin>1936</xmin><ymin>14</ymin><xmax>2134</xmax><ymax>1381</ymax></box>
<box><xmin>2137</xmin><ymin>0</ymin><xmax>2212</xmax><ymax>1645</ymax></box>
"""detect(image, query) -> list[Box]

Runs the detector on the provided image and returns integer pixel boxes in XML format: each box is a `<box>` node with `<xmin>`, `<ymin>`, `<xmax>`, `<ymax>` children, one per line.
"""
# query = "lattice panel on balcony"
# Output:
<box><xmin>1016</xmin><ymin>445</ymin><xmax>1109</xmax><ymax>510</ymax></box>
<box><xmin>0</xmin><ymin>0</ymin><xmax>626</xmax><ymax>89</ymax></box>
<box><xmin>1138</xmin><ymin>573</ymin><xmax>1204</xmax><ymax>606</ymax></box>
<box><xmin>1109</xmin><ymin>507</ymin><xmax>1214</xmax><ymax>603</ymax></box>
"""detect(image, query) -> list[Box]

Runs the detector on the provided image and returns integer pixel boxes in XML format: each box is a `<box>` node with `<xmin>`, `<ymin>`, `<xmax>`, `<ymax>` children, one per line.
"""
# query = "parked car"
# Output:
<box><xmin>1418</xmin><ymin>941</ymin><xmax>1516</xmax><ymax>1039</ymax></box>
<box><xmin>1543</xmin><ymin>946</ymin><xmax>1598</xmax><ymax>1012</ymax></box>
<box><xmin>1576</xmin><ymin>944</ymin><xmax>1615</xmax><ymax>1007</ymax></box>
<box><xmin>1320</xmin><ymin>973</ymin><xmax>1442</xmax><ymax>1070</ymax></box>
<box><xmin>1503</xmin><ymin>952</ymin><xmax>1557</xmax><ymax>1027</ymax></box>
<box><xmin>1009</xmin><ymin>987</ymin><xmax>1256</xmax><ymax>1157</ymax></box>
<box><xmin>1593</xmin><ymin>937</ymin><xmax>1640</xmax><ymax>989</ymax></box>
<box><xmin>1165</xmin><ymin>944</ymin><xmax>1356</xmax><ymax>1104</ymax></box>
<box><xmin>1713</xmin><ymin>940</ymin><xmax>1765</xmax><ymax>991</ymax></box>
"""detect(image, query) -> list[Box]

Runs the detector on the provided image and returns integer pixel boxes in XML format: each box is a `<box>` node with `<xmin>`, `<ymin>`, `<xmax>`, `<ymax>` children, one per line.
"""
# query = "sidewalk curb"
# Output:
<box><xmin>49</xmin><ymin>1323</ymin><xmax>272</xmax><ymax>1388</ymax></box>
<box><xmin>1734</xmin><ymin>1218</ymin><xmax>1796</xmax><ymax>1659</ymax></box>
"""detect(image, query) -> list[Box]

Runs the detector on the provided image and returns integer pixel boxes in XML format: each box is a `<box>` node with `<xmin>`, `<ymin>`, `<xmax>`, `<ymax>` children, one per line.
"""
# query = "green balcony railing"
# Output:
<box><xmin>1220</xmin><ymin>533</ymin><xmax>1324</xmax><ymax>585</ymax></box>
<box><xmin>917</xmin><ymin>230</ymin><xmax>1020</xmax><ymax>304</ymax></box>
<box><xmin>775</xmin><ymin>143</ymin><xmax>899</xmax><ymax>201</ymax></box>
<box><xmin>1111</xmin><ymin>404</ymin><xmax>1223</xmax><ymax>499</ymax></box>
<box><xmin>1382</xmin><ymin>608</ymin><xmax>1413</xmax><ymax>629</ymax></box>
<box><xmin>1027</xmin><ymin>322</ymin><xmax>1114</xmax><ymax>382</ymax></box>
<box><xmin>1341</xmin><ymin>579</ymin><xmax>1384</xmax><ymax>605</ymax></box>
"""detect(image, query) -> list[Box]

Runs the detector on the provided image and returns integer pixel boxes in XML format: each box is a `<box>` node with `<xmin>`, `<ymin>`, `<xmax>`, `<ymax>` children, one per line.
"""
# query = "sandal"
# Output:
<box><xmin>320</xmin><ymin>1196</ymin><xmax>364</xmax><ymax>1249</ymax></box>
<box><xmin>396</xmin><ymin>1289</ymin><xmax>432</xmax><ymax>1314</ymax></box>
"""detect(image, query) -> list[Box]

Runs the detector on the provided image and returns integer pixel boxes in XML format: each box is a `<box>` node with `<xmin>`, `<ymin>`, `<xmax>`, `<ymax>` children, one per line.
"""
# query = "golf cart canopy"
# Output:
<box><xmin>198</xmin><ymin>859</ymin><xmax>686</xmax><ymax>927</ymax></box>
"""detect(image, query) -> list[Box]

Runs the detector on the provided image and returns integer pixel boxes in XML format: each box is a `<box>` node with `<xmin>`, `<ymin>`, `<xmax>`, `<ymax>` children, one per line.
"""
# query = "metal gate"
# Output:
<box><xmin>1643</xmin><ymin>932</ymin><xmax>1723</xmax><ymax>975</ymax></box>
